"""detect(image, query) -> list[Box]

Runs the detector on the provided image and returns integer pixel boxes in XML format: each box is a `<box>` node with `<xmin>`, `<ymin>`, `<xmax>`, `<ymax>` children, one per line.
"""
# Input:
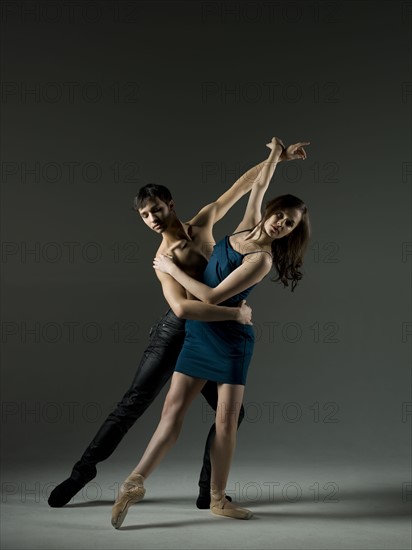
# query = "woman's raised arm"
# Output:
<box><xmin>233</xmin><ymin>137</ymin><xmax>309</xmax><ymax>233</ymax></box>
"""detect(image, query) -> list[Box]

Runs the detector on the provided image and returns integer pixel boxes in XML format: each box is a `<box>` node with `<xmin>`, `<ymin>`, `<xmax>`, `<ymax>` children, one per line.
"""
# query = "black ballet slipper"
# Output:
<box><xmin>48</xmin><ymin>477</ymin><xmax>87</xmax><ymax>508</ymax></box>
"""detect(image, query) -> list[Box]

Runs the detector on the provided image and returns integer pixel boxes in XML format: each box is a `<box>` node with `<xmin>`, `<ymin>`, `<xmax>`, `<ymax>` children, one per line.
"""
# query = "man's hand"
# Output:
<box><xmin>235</xmin><ymin>299</ymin><xmax>253</xmax><ymax>325</ymax></box>
<box><xmin>280</xmin><ymin>141</ymin><xmax>310</xmax><ymax>161</ymax></box>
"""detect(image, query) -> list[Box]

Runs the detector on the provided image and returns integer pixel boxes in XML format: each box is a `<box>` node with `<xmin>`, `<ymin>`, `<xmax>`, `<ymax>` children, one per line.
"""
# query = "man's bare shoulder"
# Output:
<box><xmin>156</xmin><ymin>241</ymin><xmax>167</xmax><ymax>254</ymax></box>
<box><xmin>184</xmin><ymin>200</ymin><xmax>215</xmax><ymax>223</ymax></box>
<box><xmin>183</xmin><ymin>221</ymin><xmax>214</xmax><ymax>243</ymax></box>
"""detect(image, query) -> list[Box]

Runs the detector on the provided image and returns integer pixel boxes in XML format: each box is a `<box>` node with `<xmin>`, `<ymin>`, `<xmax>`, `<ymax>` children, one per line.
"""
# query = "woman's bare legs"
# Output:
<box><xmin>112</xmin><ymin>372</ymin><xmax>206</xmax><ymax>528</ymax></box>
<box><xmin>133</xmin><ymin>372</ymin><xmax>206</xmax><ymax>476</ymax></box>
<box><xmin>210</xmin><ymin>383</ymin><xmax>252</xmax><ymax>519</ymax></box>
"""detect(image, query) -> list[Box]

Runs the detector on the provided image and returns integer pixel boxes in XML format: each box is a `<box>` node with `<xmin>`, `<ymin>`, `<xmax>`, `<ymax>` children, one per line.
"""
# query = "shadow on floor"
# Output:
<box><xmin>63</xmin><ymin>486</ymin><xmax>411</xmax><ymax>521</ymax></box>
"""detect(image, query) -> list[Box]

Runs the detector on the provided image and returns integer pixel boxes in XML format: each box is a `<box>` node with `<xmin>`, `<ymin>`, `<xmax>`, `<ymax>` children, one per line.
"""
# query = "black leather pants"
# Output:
<box><xmin>70</xmin><ymin>308</ymin><xmax>245</xmax><ymax>493</ymax></box>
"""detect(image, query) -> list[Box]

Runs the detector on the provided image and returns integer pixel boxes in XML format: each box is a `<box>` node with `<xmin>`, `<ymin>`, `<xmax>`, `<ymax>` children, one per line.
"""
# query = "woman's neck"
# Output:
<box><xmin>242</xmin><ymin>225</ymin><xmax>272</xmax><ymax>250</ymax></box>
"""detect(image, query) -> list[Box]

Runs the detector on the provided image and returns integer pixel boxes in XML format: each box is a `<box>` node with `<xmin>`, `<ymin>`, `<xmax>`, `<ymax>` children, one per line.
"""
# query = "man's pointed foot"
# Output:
<box><xmin>48</xmin><ymin>478</ymin><xmax>86</xmax><ymax>508</ymax></box>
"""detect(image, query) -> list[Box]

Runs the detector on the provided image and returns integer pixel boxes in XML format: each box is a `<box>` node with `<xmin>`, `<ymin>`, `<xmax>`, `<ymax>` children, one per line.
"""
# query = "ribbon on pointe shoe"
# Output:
<box><xmin>210</xmin><ymin>488</ymin><xmax>253</xmax><ymax>520</ymax></box>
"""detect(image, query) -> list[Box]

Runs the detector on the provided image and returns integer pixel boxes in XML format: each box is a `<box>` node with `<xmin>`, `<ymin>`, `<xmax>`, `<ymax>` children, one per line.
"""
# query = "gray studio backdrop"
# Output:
<box><xmin>1</xmin><ymin>0</ymin><xmax>411</xmax><ymax>487</ymax></box>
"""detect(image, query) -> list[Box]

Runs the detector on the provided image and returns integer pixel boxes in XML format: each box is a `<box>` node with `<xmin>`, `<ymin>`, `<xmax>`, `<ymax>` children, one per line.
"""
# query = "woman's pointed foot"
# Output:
<box><xmin>111</xmin><ymin>473</ymin><xmax>145</xmax><ymax>529</ymax></box>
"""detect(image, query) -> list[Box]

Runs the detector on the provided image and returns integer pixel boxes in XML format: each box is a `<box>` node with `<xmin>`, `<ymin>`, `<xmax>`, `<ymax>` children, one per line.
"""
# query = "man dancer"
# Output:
<box><xmin>48</xmin><ymin>141</ymin><xmax>296</xmax><ymax>509</ymax></box>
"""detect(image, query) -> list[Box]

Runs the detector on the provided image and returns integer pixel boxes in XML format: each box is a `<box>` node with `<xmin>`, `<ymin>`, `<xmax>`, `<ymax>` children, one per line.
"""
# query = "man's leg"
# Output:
<box><xmin>48</xmin><ymin>309</ymin><xmax>186</xmax><ymax>507</ymax></box>
<box><xmin>196</xmin><ymin>381</ymin><xmax>245</xmax><ymax>509</ymax></box>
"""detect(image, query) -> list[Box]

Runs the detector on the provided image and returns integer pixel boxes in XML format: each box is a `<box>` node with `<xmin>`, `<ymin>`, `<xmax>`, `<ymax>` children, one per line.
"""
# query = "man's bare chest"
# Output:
<box><xmin>159</xmin><ymin>227</ymin><xmax>215</xmax><ymax>278</ymax></box>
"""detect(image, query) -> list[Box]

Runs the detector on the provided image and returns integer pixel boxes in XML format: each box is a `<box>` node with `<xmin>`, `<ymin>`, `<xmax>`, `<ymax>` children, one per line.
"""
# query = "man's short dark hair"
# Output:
<box><xmin>132</xmin><ymin>184</ymin><xmax>173</xmax><ymax>211</ymax></box>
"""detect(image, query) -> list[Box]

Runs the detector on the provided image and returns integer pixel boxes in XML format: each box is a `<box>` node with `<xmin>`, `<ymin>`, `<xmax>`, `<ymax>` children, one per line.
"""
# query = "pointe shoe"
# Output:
<box><xmin>210</xmin><ymin>489</ymin><xmax>253</xmax><ymax>520</ymax></box>
<box><xmin>111</xmin><ymin>473</ymin><xmax>145</xmax><ymax>529</ymax></box>
<box><xmin>196</xmin><ymin>491</ymin><xmax>232</xmax><ymax>509</ymax></box>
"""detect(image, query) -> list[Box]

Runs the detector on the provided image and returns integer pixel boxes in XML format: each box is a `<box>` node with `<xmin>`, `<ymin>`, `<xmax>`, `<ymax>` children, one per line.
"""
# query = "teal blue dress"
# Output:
<box><xmin>174</xmin><ymin>231</ymin><xmax>272</xmax><ymax>385</ymax></box>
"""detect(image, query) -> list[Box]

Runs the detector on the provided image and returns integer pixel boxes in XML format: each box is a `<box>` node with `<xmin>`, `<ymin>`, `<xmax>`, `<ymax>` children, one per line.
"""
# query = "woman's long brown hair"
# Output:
<box><xmin>255</xmin><ymin>194</ymin><xmax>311</xmax><ymax>292</ymax></box>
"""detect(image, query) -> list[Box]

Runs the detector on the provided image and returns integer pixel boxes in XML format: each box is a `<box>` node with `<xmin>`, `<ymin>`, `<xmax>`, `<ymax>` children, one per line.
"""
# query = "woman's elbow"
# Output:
<box><xmin>205</xmin><ymin>294</ymin><xmax>219</xmax><ymax>305</ymax></box>
<box><xmin>172</xmin><ymin>303</ymin><xmax>186</xmax><ymax>319</ymax></box>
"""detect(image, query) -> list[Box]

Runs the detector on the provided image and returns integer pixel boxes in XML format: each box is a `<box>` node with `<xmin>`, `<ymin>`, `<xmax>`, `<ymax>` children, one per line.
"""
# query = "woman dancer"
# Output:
<box><xmin>112</xmin><ymin>137</ymin><xmax>311</xmax><ymax>527</ymax></box>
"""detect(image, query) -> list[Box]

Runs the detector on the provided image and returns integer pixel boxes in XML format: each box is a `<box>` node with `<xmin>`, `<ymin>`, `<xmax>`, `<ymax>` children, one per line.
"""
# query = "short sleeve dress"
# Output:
<box><xmin>174</xmin><ymin>231</ymin><xmax>272</xmax><ymax>385</ymax></box>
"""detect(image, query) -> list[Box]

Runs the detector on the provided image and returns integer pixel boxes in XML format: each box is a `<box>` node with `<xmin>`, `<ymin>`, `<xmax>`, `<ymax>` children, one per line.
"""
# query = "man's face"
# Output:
<box><xmin>138</xmin><ymin>197</ymin><xmax>174</xmax><ymax>233</ymax></box>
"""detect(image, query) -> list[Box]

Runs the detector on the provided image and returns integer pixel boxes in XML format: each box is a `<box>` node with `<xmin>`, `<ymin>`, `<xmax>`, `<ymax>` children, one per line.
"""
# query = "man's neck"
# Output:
<box><xmin>161</xmin><ymin>216</ymin><xmax>191</xmax><ymax>246</ymax></box>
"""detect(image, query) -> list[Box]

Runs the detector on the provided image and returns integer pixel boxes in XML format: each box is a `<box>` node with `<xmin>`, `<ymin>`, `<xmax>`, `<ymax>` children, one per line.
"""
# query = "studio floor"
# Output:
<box><xmin>1</xmin><ymin>459</ymin><xmax>410</xmax><ymax>550</ymax></box>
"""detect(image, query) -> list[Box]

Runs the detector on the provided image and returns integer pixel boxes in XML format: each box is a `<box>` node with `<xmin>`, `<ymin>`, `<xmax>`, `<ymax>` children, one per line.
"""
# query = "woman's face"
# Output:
<box><xmin>263</xmin><ymin>207</ymin><xmax>302</xmax><ymax>240</ymax></box>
